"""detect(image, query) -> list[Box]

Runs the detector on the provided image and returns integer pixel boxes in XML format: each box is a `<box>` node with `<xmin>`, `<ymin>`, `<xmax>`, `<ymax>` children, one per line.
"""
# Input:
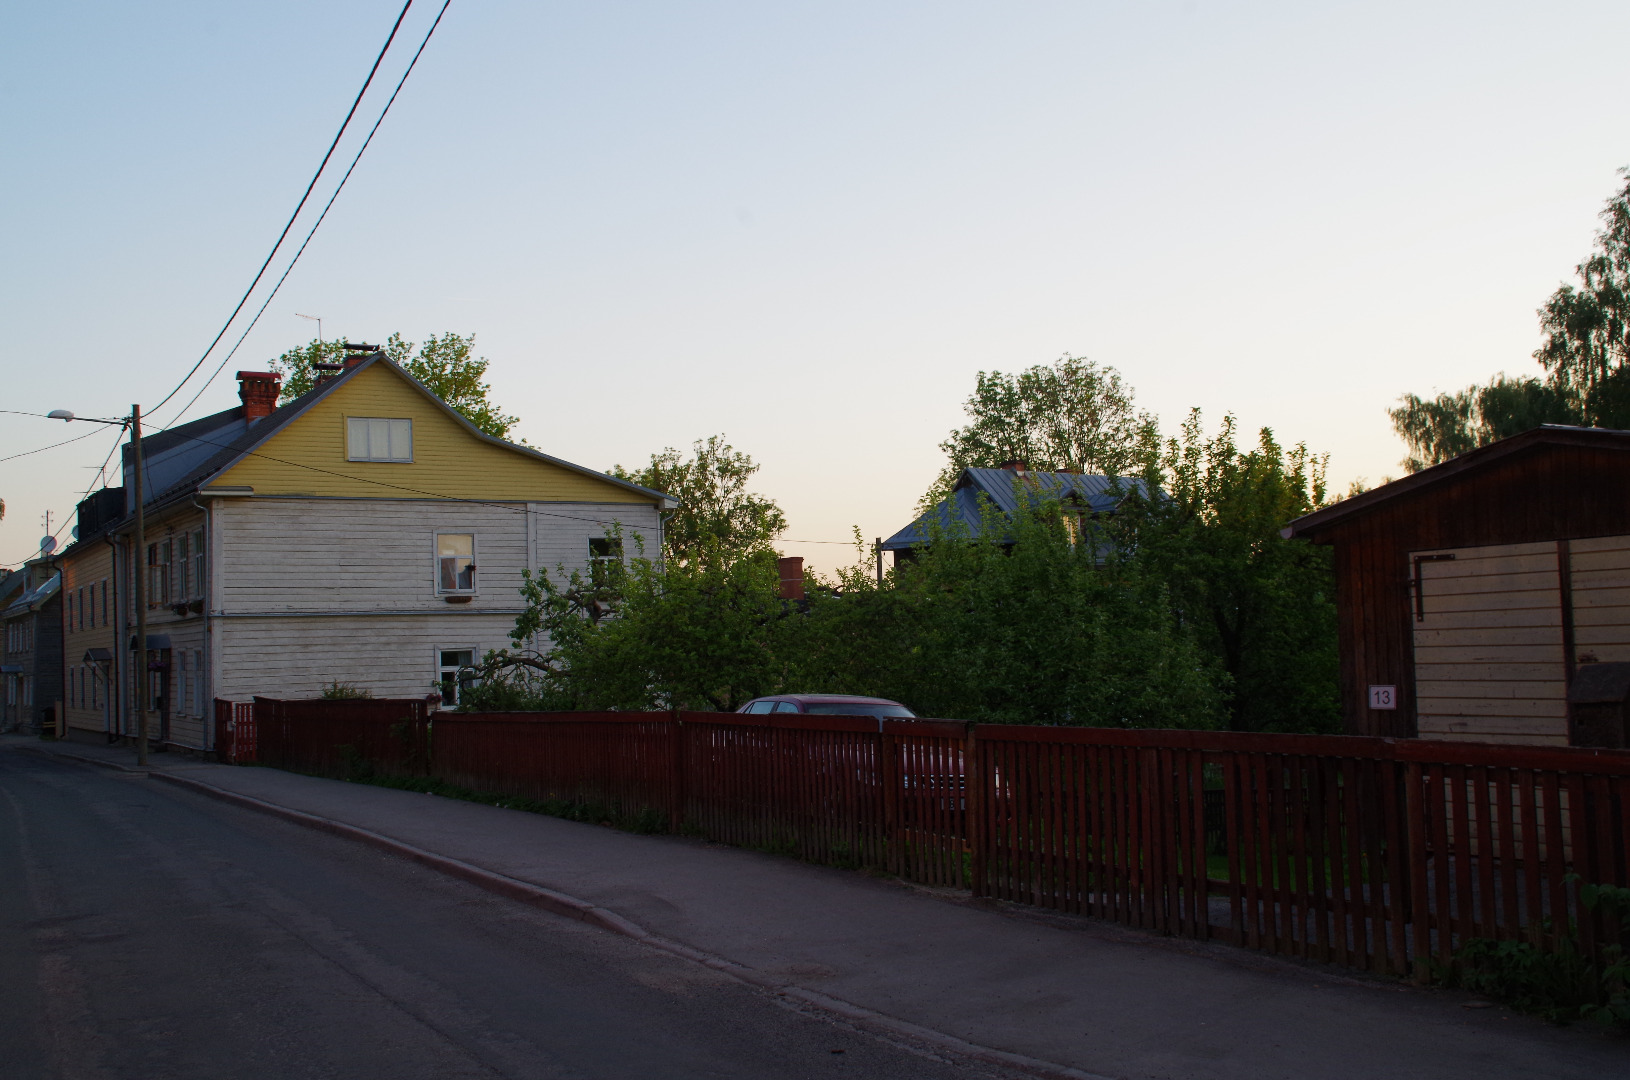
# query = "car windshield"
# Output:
<box><xmin>802</xmin><ymin>702</ymin><xmax>916</xmax><ymax>718</ymax></box>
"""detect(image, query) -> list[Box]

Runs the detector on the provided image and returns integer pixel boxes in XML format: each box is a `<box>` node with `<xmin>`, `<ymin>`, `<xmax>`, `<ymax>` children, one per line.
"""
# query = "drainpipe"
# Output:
<box><xmin>191</xmin><ymin>493</ymin><xmax>212</xmax><ymax>751</ymax></box>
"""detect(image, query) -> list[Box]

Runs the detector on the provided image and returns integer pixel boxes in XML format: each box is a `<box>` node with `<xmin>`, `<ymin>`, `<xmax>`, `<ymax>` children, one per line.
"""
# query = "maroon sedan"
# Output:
<box><xmin>736</xmin><ymin>694</ymin><xmax>916</xmax><ymax>719</ymax></box>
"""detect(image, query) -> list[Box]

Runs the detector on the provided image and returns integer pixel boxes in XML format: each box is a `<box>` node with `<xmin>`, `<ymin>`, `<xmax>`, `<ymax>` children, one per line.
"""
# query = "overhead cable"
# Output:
<box><xmin>161</xmin><ymin>0</ymin><xmax>454</xmax><ymax>431</ymax></box>
<box><xmin>145</xmin><ymin>0</ymin><xmax>415</xmax><ymax>416</ymax></box>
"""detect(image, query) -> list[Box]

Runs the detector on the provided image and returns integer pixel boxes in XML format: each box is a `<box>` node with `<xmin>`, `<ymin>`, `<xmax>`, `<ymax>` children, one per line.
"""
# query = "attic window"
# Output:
<box><xmin>347</xmin><ymin>417</ymin><xmax>413</xmax><ymax>462</ymax></box>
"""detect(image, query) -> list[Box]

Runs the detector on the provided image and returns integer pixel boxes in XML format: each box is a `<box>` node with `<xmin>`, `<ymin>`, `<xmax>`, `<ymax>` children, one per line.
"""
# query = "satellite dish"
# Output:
<box><xmin>40</xmin><ymin>536</ymin><xmax>57</xmax><ymax>554</ymax></box>
<box><xmin>71</xmin><ymin>526</ymin><xmax>80</xmax><ymax>540</ymax></box>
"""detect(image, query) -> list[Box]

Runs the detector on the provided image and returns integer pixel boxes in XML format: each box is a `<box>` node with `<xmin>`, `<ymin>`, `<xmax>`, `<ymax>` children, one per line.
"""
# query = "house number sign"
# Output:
<box><xmin>1368</xmin><ymin>685</ymin><xmax>1397</xmax><ymax>710</ymax></box>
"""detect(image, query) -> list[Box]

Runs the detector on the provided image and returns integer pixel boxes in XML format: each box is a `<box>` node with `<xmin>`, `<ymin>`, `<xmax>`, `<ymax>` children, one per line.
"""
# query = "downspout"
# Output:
<box><xmin>191</xmin><ymin>494</ymin><xmax>212</xmax><ymax>751</ymax></box>
<box><xmin>103</xmin><ymin>530</ymin><xmax>121</xmax><ymax>742</ymax></box>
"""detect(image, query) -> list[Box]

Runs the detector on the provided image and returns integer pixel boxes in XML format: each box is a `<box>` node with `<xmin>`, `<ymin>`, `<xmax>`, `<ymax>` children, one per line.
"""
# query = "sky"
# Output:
<box><xmin>4</xmin><ymin>1</ymin><xmax>1629</xmax><ymax>573</ymax></box>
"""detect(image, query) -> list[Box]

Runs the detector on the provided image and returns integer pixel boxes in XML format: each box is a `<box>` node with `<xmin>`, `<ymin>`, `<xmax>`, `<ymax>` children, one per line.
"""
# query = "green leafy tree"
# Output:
<box><xmin>790</xmin><ymin>509</ymin><xmax>1224</xmax><ymax>727</ymax></box>
<box><xmin>1391</xmin><ymin>169</ymin><xmax>1630</xmax><ymax>470</ymax></box>
<box><xmin>925</xmin><ymin>355</ymin><xmax>1159</xmax><ymax>508</ymax></box>
<box><xmin>609</xmin><ymin>435</ymin><xmax>786</xmax><ymax>564</ymax></box>
<box><xmin>268</xmin><ymin>331</ymin><xmax>520</xmax><ymax>440</ymax></box>
<box><xmin>1117</xmin><ymin>411</ymin><xmax>1339</xmax><ymax>733</ymax></box>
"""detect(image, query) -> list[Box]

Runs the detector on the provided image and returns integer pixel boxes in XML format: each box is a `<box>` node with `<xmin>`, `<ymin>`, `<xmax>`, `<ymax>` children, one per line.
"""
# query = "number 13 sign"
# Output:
<box><xmin>1368</xmin><ymin>685</ymin><xmax>1397</xmax><ymax>710</ymax></box>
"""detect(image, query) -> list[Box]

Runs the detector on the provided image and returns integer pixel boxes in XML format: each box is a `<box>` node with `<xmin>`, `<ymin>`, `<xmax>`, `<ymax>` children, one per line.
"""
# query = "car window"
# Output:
<box><xmin>773</xmin><ymin>701</ymin><xmax>802</xmax><ymax>713</ymax></box>
<box><xmin>743</xmin><ymin>700</ymin><xmax>774</xmax><ymax>714</ymax></box>
<box><xmin>803</xmin><ymin>702</ymin><xmax>916</xmax><ymax>718</ymax></box>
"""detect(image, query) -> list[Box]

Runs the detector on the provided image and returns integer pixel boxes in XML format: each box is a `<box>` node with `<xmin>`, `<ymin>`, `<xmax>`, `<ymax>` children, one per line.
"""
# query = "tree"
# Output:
<box><xmin>926</xmin><ymin>355</ymin><xmax>1159</xmax><ymax>508</ymax></box>
<box><xmin>268</xmin><ymin>331</ymin><xmax>521</xmax><ymax>440</ymax></box>
<box><xmin>1117</xmin><ymin>412</ymin><xmax>1339</xmax><ymax>733</ymax></box>
<box><xmin>1390</xmin><ymin>169</ymin><xmax>1630</xmax><ymax>470</ymax></box>
<box><xmin>1387</xmin><ymin>375</ymin><xmax>1579</xmax><ymax>472</ymax></box>
<box><xmin>609</xmin><ymin>435</ymin><xmax>787</xmax><ymax>564</ymax></box>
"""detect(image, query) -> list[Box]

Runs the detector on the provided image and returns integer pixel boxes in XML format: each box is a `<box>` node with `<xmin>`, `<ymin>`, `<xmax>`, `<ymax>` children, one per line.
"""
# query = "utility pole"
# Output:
<box><xmin>131</xmin><ymin>404</ymin><xmax>148</xmax><ymax>766</ymax></box>
<box><xmin>875</xmin><ymin>538</ymin><xmax>883</xmax><ymax>588</ymax></box>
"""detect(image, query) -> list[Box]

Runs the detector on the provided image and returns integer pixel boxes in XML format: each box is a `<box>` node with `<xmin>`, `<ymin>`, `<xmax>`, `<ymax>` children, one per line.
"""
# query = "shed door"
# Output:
<box><xmin>1410</xmin><ymin>540</ymin><xmax>1567</xmax><ymax>745</ymax></box>
<box><xmin>1568</xmin><ymin>535</ymin><xmax>1630</xmax><ymax>666</ymax></box>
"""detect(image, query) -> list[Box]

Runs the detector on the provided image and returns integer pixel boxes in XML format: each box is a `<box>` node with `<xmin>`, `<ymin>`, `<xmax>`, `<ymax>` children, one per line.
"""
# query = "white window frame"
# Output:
<box><xmin>434</xmin><ymin>532</ymin><xmax>479</xmax><ymax>596</ymax></box>
<box><xmin>346</xmin><ymin>417</ymin><xmax>414</xmax><ymax>463</ymax></box>
<box><xmin>434</xmin><ymin>644</ymin><xmax>479</xmax><ymax>707</ymax></box>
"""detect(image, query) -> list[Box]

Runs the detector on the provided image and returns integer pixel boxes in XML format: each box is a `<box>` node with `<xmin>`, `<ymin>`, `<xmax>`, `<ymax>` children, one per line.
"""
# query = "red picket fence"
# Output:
<box><xmin>212</xmin><ymin>699</ymin><xmax>257</xmax><ymax>763</ymax></box>
<box><xmin>226</xmin><ymin>698</ymin><xmax>1630</xmax><ymax>982</ymax></box>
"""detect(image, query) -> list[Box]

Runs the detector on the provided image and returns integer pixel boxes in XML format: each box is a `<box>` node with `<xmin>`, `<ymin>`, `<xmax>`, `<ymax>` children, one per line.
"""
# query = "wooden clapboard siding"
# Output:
<box><xmin>213</xmin><ymin>362</ymin><xmax>656</xmax><ymax>505</ymax></box>
<box><xmin>1570</xmin><ymin>534</ymin><xmax>1630</xmax><ymax>663</ymax></box>
<box><xmin>218</xmin><ymin>497</ymin><xmax>530</xmax><ymax>614</ymax></box>
<box><xmin>530</xmin><ymin>501</ymin><xmax>661</xmax><ymax>575</ymax></box>
<box><xmin>215</xmin><ymin>614</ymin><xmax>518</xmax><ymax>701</ymax></box>
<box><xmin>1412</xmin><ymin>541</ymin><xmax>1567</xmax><ymax>745</ymax></box>
<box><xmin>1289</xmin><ymin>431</ymin><xmax>1630</xmax><ymax>737</ymax></box>
<box><xmin>59</xmin><ymin>538</ymin><xmax>118</xmax><ymax>736</ymax></box>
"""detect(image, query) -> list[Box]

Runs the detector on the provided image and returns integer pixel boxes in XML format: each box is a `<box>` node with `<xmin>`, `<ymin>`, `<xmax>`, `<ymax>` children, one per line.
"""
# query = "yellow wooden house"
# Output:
<box><xmin>90</xmin><ymin>353</ymin><xmax>673</xmax><ymax>751</ymax></box>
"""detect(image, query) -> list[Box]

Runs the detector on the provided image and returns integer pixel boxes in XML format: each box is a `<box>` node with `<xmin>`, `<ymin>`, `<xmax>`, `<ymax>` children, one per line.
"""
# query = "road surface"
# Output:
<box><xmin>0</xmin><ymin>751</ymin><xmax>1017</xmax><ymax>1080</ymax></box>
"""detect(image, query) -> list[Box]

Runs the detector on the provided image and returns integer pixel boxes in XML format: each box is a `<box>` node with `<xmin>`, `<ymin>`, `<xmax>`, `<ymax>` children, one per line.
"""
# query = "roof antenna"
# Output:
<box><xmin>295</xmin><ymin>312</ymin><xmax>323</xmax><ymax>344</ymax></box>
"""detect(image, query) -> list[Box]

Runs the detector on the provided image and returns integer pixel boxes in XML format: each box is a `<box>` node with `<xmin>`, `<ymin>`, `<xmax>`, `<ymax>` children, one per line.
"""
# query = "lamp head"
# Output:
<box><xmin>47</xmin><ymin>409</ymin><xmax>74</xmax><ymax>421</ymax></box>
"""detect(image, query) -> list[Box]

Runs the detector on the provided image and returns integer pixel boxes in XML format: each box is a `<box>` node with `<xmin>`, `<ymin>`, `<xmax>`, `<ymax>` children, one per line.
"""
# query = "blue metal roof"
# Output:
<box><xmin>880</xmin><ymin>467</ymin><xmax>1156</xmax><ymax>552</ymax></box>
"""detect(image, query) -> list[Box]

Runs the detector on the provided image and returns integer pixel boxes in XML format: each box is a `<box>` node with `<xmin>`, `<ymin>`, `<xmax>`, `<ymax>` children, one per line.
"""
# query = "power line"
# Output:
<box><xmin>160</xmin><ymin>0</ymin><xmax>453</xmax><ymax>431</ymax></box>
<box><xmin>145</xmin><ymin>0</ymin><xmax>415</xmax><ymax>417</ymax></box>
<box><xmin>0</xmin><ymin>425</ymin><xmax>125</xmax><ymax>569</ymax></box>
<box><xmin>0</xmin><ymin>426</ymin><xmax>103</xmax><ymax>463</ymax></box>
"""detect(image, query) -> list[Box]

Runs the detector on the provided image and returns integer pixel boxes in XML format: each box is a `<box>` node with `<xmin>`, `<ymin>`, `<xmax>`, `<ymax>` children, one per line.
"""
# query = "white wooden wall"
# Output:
<box><xmin>1412</xmin><ymin>535</ymin><xmax>1630</xmax><ymax>746</ymax></box>
<box><xmin>209</xmin><ymin>496</ymin><xmax>660</xmax><ymax>703</ymax></box>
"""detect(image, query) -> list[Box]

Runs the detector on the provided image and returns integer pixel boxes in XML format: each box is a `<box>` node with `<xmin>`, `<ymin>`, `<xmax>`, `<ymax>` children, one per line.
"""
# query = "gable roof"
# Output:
<box><xmin>880</xmin><ymin>467</ymin><xmax>1157</xmax><ymax>552</ymax></box>
<box><xmin>127</xmin><ymin>354</ymin><xmax>676</xmax><ymax>517</ymax></box>
<box><xmin>1283</xmin><ymin>425</ymin><xmax>1630</xmax><ymax>541</ymax></box>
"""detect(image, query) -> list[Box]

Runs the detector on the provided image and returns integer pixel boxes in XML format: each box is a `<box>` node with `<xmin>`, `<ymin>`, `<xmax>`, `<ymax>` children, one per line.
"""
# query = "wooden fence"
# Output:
<box><xmin>228</xmin><ymin>699</ymin><xmax>1630</xmax><ymax>982</ymax></box>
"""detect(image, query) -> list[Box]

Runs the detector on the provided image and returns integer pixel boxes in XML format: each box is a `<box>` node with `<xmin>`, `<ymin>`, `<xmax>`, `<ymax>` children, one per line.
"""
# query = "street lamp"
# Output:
<box><xmin>50</xmin><ymin>405</ymin><xmax>150</xmax><ymax>766</ymax></box>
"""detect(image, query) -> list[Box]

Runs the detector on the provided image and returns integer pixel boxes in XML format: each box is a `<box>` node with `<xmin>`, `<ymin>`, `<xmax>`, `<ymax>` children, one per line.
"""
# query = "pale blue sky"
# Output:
<box><xmin>4</xmin><ymin>2</ymin><xmax>1629</xmax><ymax>570</ymax></box>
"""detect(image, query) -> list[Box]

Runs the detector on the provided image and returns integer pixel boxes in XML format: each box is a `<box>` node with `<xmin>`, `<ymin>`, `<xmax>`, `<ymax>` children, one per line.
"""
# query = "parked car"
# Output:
<box><xmin>736</xmin><ymin>694</ymin><xmax>916</xmax><ymax>719</ymax></box>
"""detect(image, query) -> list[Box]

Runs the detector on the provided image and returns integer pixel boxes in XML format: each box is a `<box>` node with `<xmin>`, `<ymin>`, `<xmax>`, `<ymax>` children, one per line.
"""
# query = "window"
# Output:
<box><xmin>78</xmin><ymin>587</ymin><xmax>86</xmax><ymax>630</ymax></box>
<box><xmin>437</xmin><ymin>534</ymin><xmax>476</xmax><ymax>593</ymax></box>
<box><xmin>66</xmin><ymin>592</ymin><xmax>75</xmax><ymax>632</ymax></box>
<box><xmin>148</xmin><ymin>542</ymin><xmax>170</xmax><ymax>605</ymax></box>
<box><xmin>589</xmin><ymin>536</ymin><xmax>623</xmax><ymax>586</ymax></box>
<box><xmin>347</xmin><ymin>417</ymin><xmax>413</xmax><ymax>462</ymax></box>
<box><xmin>438</xmin><ymin>649</ymin><xmax>475</xmax><ymax>707</ymax></box>
<box><xmin>193</xmin><ymin>529</ymin><xmax>205</xmax><ymax>597</ymax></box>
<box><xmin>100</xmin><ymin>579</ymin><xmax>108</xmax><ymax>628</ymax></box>
<box><xmin>744</xmin><ymin>700</ymin><xmax>775</xmax><ymax>713</ymax></box>
<box><xmin>773</xmin><ymin>701</ymin><xmax>801</xmax><ymax>714</ymax></box>
<box><xmin>178</xmin><ymin>534</ymin><xmax>190</xmax><ymax>598</ymax></box>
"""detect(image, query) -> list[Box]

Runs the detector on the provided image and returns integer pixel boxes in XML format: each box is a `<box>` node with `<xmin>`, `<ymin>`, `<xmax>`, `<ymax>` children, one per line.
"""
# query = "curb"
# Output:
<box><xmin>26</xmin><ymin>744</ymin><xmax>1114</xmax><ymax>1080</ymax></box>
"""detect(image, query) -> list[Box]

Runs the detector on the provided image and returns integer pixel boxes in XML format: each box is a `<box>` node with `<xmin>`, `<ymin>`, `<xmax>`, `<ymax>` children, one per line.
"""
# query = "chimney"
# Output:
<box><xmin>237</xmin><ymin>371</ymin><xmax>282</xmax><ymax>424</ymax></box>
<box><xmin>997</xmin><ymin>459</ymin><xmax>1028</xmax><ymax>473</ymax></box>
<box><xmin>343</xmin><ymin>341</ymin><xmax>381</xmax><ymax>369</ymax></box>
<box><xmin>777</xmin><ymin>556</ymin><xmax>805</xmax><ymax>601</ymax></box>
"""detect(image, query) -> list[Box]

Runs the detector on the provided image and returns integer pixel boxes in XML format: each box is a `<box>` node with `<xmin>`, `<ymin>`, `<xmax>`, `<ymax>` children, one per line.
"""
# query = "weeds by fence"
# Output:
<box><xmin>224</xmin><ymin>698</ymin><xmax>1630</xmax><ymax>995</ymax></box>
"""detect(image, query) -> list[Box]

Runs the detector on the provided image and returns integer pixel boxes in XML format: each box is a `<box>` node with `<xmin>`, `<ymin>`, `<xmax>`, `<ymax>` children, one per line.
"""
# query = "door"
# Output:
<box><xmin>1410</xmin><ymin>540</ymin><xmax>1566</xmax><ymax>745</ymax></box>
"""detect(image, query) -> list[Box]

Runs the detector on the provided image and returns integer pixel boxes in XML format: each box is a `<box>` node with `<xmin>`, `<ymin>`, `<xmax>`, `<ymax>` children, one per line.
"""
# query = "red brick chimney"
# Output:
<box><xmin>997</xmin><ymin>459</ymin><xmax>1028</xmax><ymax>473</ymax></box>
<box><xmin>237</xmin><ymin>371</ymin><xmax>282</xmax><ymax>425</ymax></box>
<box><xmin>777</xmin><ymin>556</ymin><xmax>805</xmax><ymax>601</ymax></box>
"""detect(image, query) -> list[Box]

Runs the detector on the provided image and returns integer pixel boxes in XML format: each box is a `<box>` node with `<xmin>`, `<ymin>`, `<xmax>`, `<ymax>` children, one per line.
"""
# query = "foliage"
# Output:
<box><xmin>1387</xmin><ymin>376</ymin><xmax>1581</xmax><ymax>472</ymax></box>
<box><xmin>268</xmin><ymin>331</ymin><xmax>521</xmax><ymax>440</ymax></box>
<box><xmin>320</xmin><ymin>681</ymin><xmax>372</xmax><ymax>700</ymax></box>
<box><xmin>1116</xmin><ymin>411</ymin><xmax>1340</xmax><ymax>733</ymax></box>
<box><xmin>926</xmin><ymin>355</ymin><xmax>1160</xmax><ymax>509</ymax></box>
<box><xmin>1443</xmin><ymin>877</ymin><xmax>1630</xmax><ymax>1030</ymax></box>
<box><xmin>1391</xmin><ymin>169</ymin><xmax>1630</xmax><ymax>470</ymax></box>
<box><xmin>609</xmin><ymin>435</ymin><xmax>786</xmax><ymax>564</ymax></box>
<box><xmin>789</xmin><ymin>509</ymin><xmax>1224</xmax><ymax>727</ymax></box>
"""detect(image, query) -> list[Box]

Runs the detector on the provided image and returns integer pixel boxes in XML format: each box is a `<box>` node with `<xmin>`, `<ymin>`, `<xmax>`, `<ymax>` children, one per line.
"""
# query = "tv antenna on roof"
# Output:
<box><xmin>296</xmin><ymin>313</ymin><xmax>323</xmax><ymax>343</ymax></box>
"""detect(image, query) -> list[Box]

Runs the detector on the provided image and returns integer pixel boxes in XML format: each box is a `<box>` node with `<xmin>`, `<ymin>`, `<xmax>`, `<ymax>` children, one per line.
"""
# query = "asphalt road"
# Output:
<box><xmin>0</xmin><ymin>751</ymin><xmax>1016</xmax><ymax>1080</ymax></box>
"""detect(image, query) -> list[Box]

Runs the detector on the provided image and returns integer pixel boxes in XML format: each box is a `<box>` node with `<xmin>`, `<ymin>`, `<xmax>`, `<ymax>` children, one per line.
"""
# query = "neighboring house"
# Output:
<box><xmin>880</xmin><ymin>461</ymin><xmax>1154</xmax><ymax>564</ymax></box>
<box><xmin>2</xmin><ymin>558</ymin><xmax>63</xmax><ymax>734</ymax></box>
<box><xmin>1284</xmin><ymin>425</ymin><xmax>1630</xmax><ymax>745</ymax></box>
<box><xmin>59</xmin><ymin>486</ymin><xmax>126</xmax><ymax>743</ymax></box>
<box><xmin>86</xmin><ymin>352</ymin><xmax>674</xmax><ymax>752</ymax></box>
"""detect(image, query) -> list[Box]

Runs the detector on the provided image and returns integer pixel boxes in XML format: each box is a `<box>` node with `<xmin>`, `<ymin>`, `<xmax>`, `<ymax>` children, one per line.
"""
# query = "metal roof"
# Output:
<box><xmin>880</xmin><ymin>467</ymin><xmax>1157</xmax><ymax>552</ymax></box>
<box><xmin>2</xmin><ymin>571</ymin><xmax>60</xmax><ymax>620</ymax></box>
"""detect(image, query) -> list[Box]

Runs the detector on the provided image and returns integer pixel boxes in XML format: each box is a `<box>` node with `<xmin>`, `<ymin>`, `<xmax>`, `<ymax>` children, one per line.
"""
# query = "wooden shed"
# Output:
<box><xmin>1284</xmin><ymin>426</ymin><xmax>1630</xmax><ymax>745</ymax></box>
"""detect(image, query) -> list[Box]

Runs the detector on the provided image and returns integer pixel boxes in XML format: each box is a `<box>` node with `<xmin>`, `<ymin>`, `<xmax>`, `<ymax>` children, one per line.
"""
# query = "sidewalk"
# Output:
<box><xmin>10</xmin><ymin>734</ymin><xmax>1624</xmax><ymax>1080</ymax></box>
